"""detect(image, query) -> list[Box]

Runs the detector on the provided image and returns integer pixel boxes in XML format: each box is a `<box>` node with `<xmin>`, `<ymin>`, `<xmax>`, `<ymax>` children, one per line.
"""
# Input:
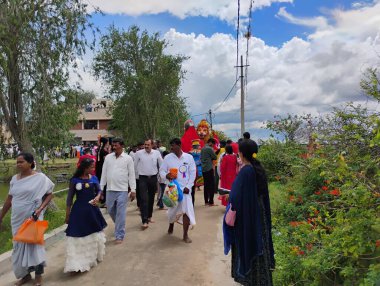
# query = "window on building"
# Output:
<box><xmin>84</xmin><ymin>120</ymin><xmax>98</xmax><ymax>130</ymax></box>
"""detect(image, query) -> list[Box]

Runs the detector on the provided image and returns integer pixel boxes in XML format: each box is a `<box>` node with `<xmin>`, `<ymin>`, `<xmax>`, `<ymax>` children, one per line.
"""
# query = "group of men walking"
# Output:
<box><xmin>99</xmin><ymin>137</ymin><xmax>196</xmax><ymax>244</ymax></box>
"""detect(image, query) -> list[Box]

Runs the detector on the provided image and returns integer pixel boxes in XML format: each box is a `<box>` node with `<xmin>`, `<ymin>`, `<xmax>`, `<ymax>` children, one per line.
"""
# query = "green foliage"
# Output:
<box><xmin>93</xmin><ymin>25</ymin><xmax>189</xmax><ymax>144</ymax></box>
<box><xmin>0</xmin><ymin>0</ymin><xmax>95</xmax><ymax>151</ymax></box>
<box><xmin>261</xmin><ymin>101</ymin><xmax>380</xmax><ymax>284</ymax></box>
<box><xmin>361</xmin><ymin>68</ymin><xmax>380</xmax><ymax>101</ymax></box>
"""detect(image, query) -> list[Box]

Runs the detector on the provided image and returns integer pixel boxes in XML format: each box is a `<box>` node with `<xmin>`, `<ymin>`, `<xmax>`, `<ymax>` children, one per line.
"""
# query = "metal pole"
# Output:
<box><xmin>240</xmin><ymin>55</ymin><xmax>245</xmax><ymax>136</ymax></box>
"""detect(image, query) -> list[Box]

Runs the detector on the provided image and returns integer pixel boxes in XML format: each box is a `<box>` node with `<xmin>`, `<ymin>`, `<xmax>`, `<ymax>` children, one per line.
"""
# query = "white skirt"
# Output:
<box><xmin>167</xmin><ymin>194</ymin><xmax>196</xmax><ymax>226</ymax></box>
<box><xmin>64</xmin><ymin>231</ymin><xmax>106</xmax><ymax>273</ymax></box>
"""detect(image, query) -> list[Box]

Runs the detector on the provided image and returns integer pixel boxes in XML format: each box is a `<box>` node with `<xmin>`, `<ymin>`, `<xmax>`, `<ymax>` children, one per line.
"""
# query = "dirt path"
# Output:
<box><xmin>0</xmin><ymin>191</ymin><xmax>234</xmax><ymax>286</ymax></box>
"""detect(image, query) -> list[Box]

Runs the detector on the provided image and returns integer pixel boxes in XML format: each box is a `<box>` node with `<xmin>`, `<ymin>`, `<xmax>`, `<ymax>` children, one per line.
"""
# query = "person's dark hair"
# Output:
<box><xmin>17</xmin><ymin>152</ymin><xmax>35</xmax><ymax>169</ymax></box>
<box><xmin>137</xmin><ymin>141</ymin><xmax>144</xmax><ymax>146</ymax></box>
<box><xmin>83</xmin><ymin>147</ymin><xmax>91</xmax><ymax>154</ymax></box>
<box><xmin>207</xmin><ymin>138</ymin><xmax>216</xmax><ymax>145</ymax></box>
<box><xmin>220</xmin><ymin>140</ymin><xmax>226</xmax><ymax>148</ymax></box>
<box><xmin>112</xmin><ymin>137</ymin><xmax>124</xmax><ymax>146</ymax></box>
<box><xmin>238</xmin><ymin>138</ymin><xmax>244</xmax><ymax>143</ymax></box>
<box><xmin>238</xmin><ymin>139</ymin><xmax>267</xmax><ymax>195</ymax></box>
<box><xmin>99</xmin><ymin>137</ymin><xmax>108</xmax><ymax>145</ymax></box>
<box><xmin>162</xmin><ymin>150</ymin><xmax>169</xmax><ymax>157</ymax></box>
<box><xmin>73</xmin><ymin>158</ymin><xmax>95</xmax><ymax>178</ymax></box>
<box><xmin>169</xmin><ymin>138</ymin><xmax>182</xmax><ymax>146</ymax></box>
<box><xmin>145</xmin><ymin>138</ymin><xmax>153</xmax><ymax>144</ymax></box>
<box><xmin>243</xmin><ymin>131</ymin><xmax>251</xmax><ymax>139</ymax></box>
<box><xmin>225</xmin><ymin>145</ymin><xmax>233</xmax><ymax>155</ymax></box>
<box><xmin>226</xmin><ymin>139</ymin><xmax>232</xmax><ymax>145</ymax></box>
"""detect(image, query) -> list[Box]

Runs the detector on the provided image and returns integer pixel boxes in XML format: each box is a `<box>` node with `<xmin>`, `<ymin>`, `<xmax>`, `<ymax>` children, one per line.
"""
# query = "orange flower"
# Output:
<box><xmin>298</xmin><ymin>250</ymin><xmax>305</xmax><ymax>256</ymax></box>
<box><xmin>314</xmin><ymin>209</ymin><xmax>320</xmax><ymax>215</ymax></box>
<box><xmin>289</xmin><ymin>221</ymin><xmax>303</xmax><ymax>227</ymax></box>
<box><xmin>322</xmin><ymin>186</ymin><xmax>328</xmax><ymax>191</ymax></box>
<box><xmin>329</xmin><ymin>189</ymin><xmax>341</xmax><ymax>196</ymax></box>
<box><xmin>289</xmin><ymin>195</ymin><xmax>295</xmax><ymax>202</ymax></box>
<box><xmin>306</xmin><ymin>243</ymin><xmax>313</xmax><ymax>251</ymax></box>
<box><xmin>298</xmin><ymin>196</ymin><xmax>303</xmax><ymax>203</ymax></box>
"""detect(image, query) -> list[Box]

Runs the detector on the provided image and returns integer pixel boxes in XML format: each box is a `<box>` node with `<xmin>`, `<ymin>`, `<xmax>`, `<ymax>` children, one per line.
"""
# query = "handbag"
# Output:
<box><xmin>13</xmin><ymin>218</ymin><xmax>49</xmax><ymax>245</ymax></box>
<box><xmin>225</xmin><ymin>203</ymin><xmax>236</xmax><ymax>226</ymax></box>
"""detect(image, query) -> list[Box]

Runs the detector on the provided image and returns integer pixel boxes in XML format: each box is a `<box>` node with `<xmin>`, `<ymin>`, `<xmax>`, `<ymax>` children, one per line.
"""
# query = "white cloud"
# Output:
<box><xmin>276</xmin><ymin>7</ymin><xmax>329</xmax><ymax>29</ymax></box>
<box><xmin>161</xmin><ymin>2</ymin><xmax>380</xmax><ymax>139</ymax></box>
<box><xmin>76</xmin><ymin>1</ymin><xmax>380</xmax><ymax>140</ymax></box>
<box><xmin>86</xmin><ymin>0</ymin><xmax>292</xmax><ymax>23</ymax></box>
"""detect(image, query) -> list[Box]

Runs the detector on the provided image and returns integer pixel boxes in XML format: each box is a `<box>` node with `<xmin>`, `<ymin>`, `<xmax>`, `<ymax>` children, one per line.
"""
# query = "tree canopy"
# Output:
<box><xmin>93</xmin><ymin>25</ymin><xmax>189</xmax><ymax>144</ymax></box>
<box><xmin>0</xmin><ymin>0</ymin><xmax>95</xmax><ymax>151</ymax></box>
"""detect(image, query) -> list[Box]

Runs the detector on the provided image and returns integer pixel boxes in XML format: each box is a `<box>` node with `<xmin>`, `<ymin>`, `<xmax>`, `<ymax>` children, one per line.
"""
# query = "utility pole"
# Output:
<box><xmin>208</xmin><ymin>109</ymin><xmax>213</xmax><ymax>130</ymax></box>
<box><xmin>240</xmin><ymin>55</ymin><xmax>245</xmax><ymax>136</ymax></box>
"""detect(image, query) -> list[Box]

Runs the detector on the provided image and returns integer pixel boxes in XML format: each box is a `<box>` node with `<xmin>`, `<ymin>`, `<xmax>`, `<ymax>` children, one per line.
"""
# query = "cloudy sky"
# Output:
<box><xmin>79</xmin><ymin>0</ymin><xmax>380</xmax><ymax>140</ymax></box>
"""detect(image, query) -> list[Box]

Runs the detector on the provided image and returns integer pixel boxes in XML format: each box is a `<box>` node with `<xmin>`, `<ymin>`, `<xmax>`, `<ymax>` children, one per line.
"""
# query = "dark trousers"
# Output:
<box><xmin>202</xmin><ymin>169</ymin><xmax>215</xmax><ymax>204</ymax></box>
<box><xmin>157</xmin><ymin>183</ymin><xmax>166</xmax><ymax>208</ymax></box>
<box><xmin>139</xmin><ymin>175</ymin><xmax>158</xmax><ymax>224</ymax></box>
<box><xmin>136</xmin><ymin>179</ymin><xmax>140</xmax><ymax>208</ymax></box>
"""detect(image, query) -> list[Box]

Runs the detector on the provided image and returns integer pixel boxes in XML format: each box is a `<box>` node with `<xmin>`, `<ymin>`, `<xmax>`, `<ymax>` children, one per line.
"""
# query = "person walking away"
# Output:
<box><xmin>0</xmin><ymin>153</ymin><xmax>54</xmax><ymax>286</ymax></box>
<box><xmin>96</xmin><ymin>137</ymin><xmax>109</xmax><ymax>206</ymax></box>
<box><xmin>134</xmin><ymin>139</ymin><xmax>163</xmax><ymax>229</ymax></box>
<box><xmin>223</xmin><ymin>139</ymin><xmax>275</xmax><ymax>285</ymax></box>
<box><xmin>64</xmin><ymin>158</ymin><xmax>107</xmax><ymax>272</ymax></box>
<box><xmin>100</xmin><ymin>138</ymin><xmax>136</xmax><ymax>244</ymax></box>
<box><xmin>218</xmin><ymin>145</ymin><xmax>238</xmax><ymax>207</ymax></box>
<box><xmin>189</xmin><ymin>139</ymin><xmax>202</xmax><ymax>206</ymax></box>
<box><xmin>77</xmin><ymin>148</ymin><xmax>97</xmax><ymax>176</ymax></box>
<box><xmin>201</xmin><ymin>138</ymin><xmax>217</xmax><ymax>206</ymax></box>
<box><xmin>159</xmin><ymin>138</ymin><xmax>196</xmax><ymax>243</ymax></box>
<box><xmin>215</xmin><ymin>140</ymin><xmax>226</xmax><ymax>190</ymax></box>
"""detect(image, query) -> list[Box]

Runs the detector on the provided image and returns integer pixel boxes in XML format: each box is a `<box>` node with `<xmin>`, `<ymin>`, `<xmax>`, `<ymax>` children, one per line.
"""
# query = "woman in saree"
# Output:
<box><xmin>0</xmin><ymin>152</ymin><xmax>54</xmax><ymax>286</ymax></box>
<box><xmin>223</xmin><ymin>139</ymin><xmax>275</xmax><ymax>285</ymax></box>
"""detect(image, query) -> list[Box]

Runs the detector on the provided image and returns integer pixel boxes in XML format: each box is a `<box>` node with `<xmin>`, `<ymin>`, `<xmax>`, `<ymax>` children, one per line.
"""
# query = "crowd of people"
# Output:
<box><xmin>0</xmin><ymin>131</ymin><xmax>275</xmax><ymax>286</ymax></box>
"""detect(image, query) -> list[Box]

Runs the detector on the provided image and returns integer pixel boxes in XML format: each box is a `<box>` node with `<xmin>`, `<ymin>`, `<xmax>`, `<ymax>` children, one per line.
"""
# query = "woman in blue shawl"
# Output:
<box><xmin>223</xmin><ymin>139</ymin><xmax>275</xmax><ymax>285</ymax></box>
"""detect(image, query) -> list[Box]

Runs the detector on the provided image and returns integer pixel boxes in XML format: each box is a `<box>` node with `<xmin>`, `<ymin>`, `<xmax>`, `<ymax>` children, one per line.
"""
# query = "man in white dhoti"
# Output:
<box><xmin>159</xmin><ymin>138</ymin><xmax>196</xmax><ymax>243</ymax></box>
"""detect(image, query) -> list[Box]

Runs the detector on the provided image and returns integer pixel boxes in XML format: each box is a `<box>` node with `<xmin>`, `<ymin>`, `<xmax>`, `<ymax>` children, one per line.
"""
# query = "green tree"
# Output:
<box><xmin>0</xmin><ymin>0</ymin><xmax>95</xmax><ymax>152</ymax></box>
<box><xmin>93</xmin><ymin>25</ymin><xmax>188</xmax><ymax>144</ymax></box>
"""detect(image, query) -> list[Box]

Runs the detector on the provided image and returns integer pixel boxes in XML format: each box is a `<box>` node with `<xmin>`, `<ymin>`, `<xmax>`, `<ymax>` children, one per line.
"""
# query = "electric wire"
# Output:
<box><xmin>213</xmin><ymin>78</ymin><xmax>240</xmax><ymax>113</ymax></box>
<box><xmin>236</xmin><ymin>0</ymin><xmax>240</xmax><ymax>82</ymax></box>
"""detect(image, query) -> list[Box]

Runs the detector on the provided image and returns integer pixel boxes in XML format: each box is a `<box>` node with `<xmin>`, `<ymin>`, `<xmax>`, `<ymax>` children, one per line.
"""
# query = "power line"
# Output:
<box><xmin>244</xmin><ymin>0</ymin><xmax>253</xmax><ymax>100</ymax></box>
<box><xmin>213</xmin><ymin>78</ymin><xmax>240</xmax><ymax>112</ymax></box>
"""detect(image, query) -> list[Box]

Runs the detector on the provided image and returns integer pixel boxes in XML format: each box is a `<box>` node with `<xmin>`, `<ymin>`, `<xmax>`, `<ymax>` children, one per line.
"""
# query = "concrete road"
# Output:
<box><xmin>0</xmin><ymin>191</ymin><xmax>233</xmax><ymax>286</ymax></box>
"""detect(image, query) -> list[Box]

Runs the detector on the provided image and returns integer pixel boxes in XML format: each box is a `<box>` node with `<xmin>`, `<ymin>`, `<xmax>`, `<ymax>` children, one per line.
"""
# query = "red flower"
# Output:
<box><xmin>376</xmin><ymin>240</ymin><xmax>380</xmax><ymax>248</ymax></box>
<box><xmin>306</xmin><ymin>243</ymin><xmax>313</xmax><ymax>251</ymax></box>
<box><xmin>314</xmin><ymin>191</ymin><xmax>321</xmax><ymax>195</ymax></box>
<box><xmin>289</xmin><ymin>195</ymin><xmax>295</xmax><ymax>202</ymax></box>
<box><xmin>322</xmin><ymin>186</ymin><xmax>328</xmax><ymax>191</ymax></box>
<box><xmin>298</xmin><ymin>250</ymin><xmax>305</xmax><ymax>256</ymax></box>
<box><xmin>298</xmin><ymin>196</ymin><xmax>303</xmax><ymax>203</ymax></box>
<box><xmin>329</xmin><ymin>189</ymin><xmax>341</xmax><ymax>196</ymax></box>
<box><xmin>289</xmin><ymin>221</ymin><xmax>303</xmax><ymax>227</ymax></box>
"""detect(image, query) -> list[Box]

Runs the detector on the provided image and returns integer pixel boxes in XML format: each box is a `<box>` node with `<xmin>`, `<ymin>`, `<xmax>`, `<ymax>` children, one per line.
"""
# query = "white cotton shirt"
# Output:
<box><xmin>159</xmin><ymin>151</ymin><xmax>196</xmax><ymax>191</ymax></box>
<box><xmin>100</xmin><ymin>152</ymin><xmax>136</xmax><ymax>192</ymax></box>
<box><xmin>134</xmin><ymin>149</ymin><xmax>163</xmax><ymax>176</ymax></box>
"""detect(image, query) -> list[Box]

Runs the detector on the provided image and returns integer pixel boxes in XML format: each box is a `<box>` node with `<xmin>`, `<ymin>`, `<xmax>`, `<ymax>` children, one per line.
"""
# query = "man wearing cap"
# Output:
<box><xmin>100</xmin><ymin>138</ymin><xmax>136</xmax><ymax>244</ymax></box>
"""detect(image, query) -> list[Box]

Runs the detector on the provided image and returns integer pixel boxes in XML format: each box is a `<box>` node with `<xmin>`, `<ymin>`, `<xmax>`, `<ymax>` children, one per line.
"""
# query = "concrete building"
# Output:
<box><xmin>70</xmin><ymin>98</ymin><xmax>115</xmax><ymax>145</ymax></box>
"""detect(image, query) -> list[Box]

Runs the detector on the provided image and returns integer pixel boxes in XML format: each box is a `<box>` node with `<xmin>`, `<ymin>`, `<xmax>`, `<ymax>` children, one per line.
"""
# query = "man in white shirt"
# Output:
<box><xmin>134</xmin><ymin>139</ymin><xmax>163</xmax><ymax>229</ymax></box>
<box><xmin>100</xmin><ymin>138</ymin><xmax>136</xmax><ymax>244</ymax></box>
<box><xmin>159</xmin><ymin>138</ymin><xmax>196</xmax><ymax>243</ymax></box>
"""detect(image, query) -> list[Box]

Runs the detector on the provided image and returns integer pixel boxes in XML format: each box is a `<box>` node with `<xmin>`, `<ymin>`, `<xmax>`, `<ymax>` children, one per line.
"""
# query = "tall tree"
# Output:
<box><xmin>93</xmin><ymin>25</ymin><xmax>189</xmax><ymax>144</ymax></box>
<box><xmin>0</xmin><ymin>0</ymin><xmax>95</xmax><ymax>152</ymax></box>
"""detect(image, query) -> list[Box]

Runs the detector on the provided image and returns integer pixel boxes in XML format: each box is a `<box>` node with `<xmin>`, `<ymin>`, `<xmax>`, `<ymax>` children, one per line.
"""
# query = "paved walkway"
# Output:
<box><xmin>0</xmin><ymin>191</ymin><xmax>233</xmax><ymax>286</ymax></box>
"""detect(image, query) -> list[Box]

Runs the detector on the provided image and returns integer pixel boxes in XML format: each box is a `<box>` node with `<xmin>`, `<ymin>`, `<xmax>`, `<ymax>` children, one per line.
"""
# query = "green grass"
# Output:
<box><xmin>0</xmin><ymin>191</ymin><xmax>68</xmax><ymax>255</ymax></box>
<box><xmin>269</xmin><ymin>181</ymin><xmax>286</xmax><ymax>213</ymax></box>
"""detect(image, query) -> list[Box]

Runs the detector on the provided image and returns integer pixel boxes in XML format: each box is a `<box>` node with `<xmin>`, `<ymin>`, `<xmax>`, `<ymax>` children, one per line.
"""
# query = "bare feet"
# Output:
<box><xmin>183</xmin><ymin>236</ymin><xmax>192</xmax><ymax>243</ymax></box>
<box><xmin>148</xmin><ymin>218</ymin><xmax>155</xmax><ymax>223</ymax></box>
<box><xmin>168</xmin><ymin>223</ymin><xmax>174</xmax><ymax>234</ymax></box>
<box><xmin>115</xmin><ymin>239</ymin><xmax>123</xmax><ymax>244</ymax></box>
<box><xmin>14</xmin><ymin>274</ymin><xmax>32</xmax><ymax>286</ymax></box>
<box><xmin>141</xmin><ymin>223</ymin><xmax>149</xmax><ymax>230</ymax></box>
<box><xmin>34</xmin><ymin>274</ymin><xmax>42</xmax><ymax>286</ymax></box>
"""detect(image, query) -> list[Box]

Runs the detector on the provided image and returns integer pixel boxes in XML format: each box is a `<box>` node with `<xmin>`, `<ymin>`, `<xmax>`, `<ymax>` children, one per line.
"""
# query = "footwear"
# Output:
<box><xmin>115</xmin><ymin>239</ymin><xmax>123</xmax><ymax>244</ymax></box>
<box><xmin>168</xmin><ymin>223</ymin><xmax>174</xmax><ymax>234</ymax></box>
<box><xmin>208</xmin><ymin>203</ymin><xmax>218</xmax><ymax>206</ymax></box>
<box><xmin>183</xmin><ymin>236</ymin><xmax>192</xmax><ymax>243</ymax></box>
<box><xmin>14</xmin><ymin>274</ymin><xmax>32</xmax><ymax>286</ymax></box>
<box><xmin>148</xmin><ymin>218</ymin><xmax>155</xmax><ymax>223</ymax></box>
<box><xmin>141</xmin><ymin>223</ymin><xmax>149</xmax><ymax>230</ymax></box>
